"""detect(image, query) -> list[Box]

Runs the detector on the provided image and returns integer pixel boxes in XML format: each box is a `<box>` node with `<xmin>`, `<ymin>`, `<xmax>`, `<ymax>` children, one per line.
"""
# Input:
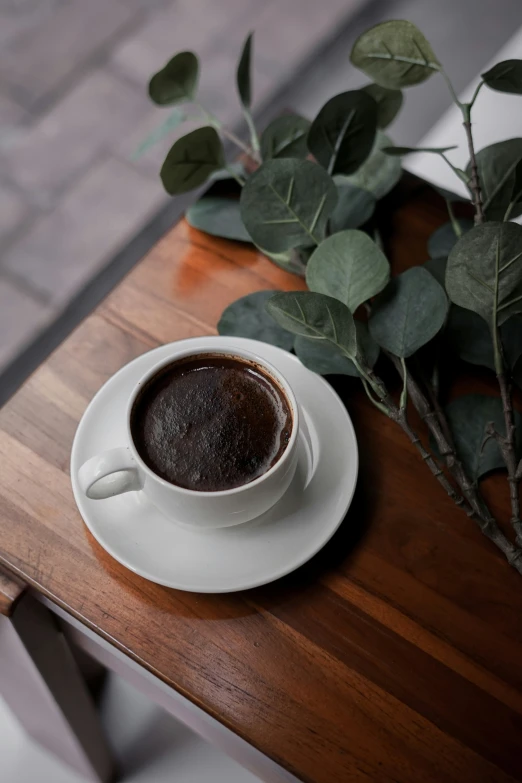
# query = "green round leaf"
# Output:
<box><xmin>446</xmin><ymin>221</ymin><xmax>522</xmax><ymax>327</ymax></box>
<box><xmin>260</xmin><ymin>115</ymin><xmax>311</xmax><ymax>160</ymax></box>
<box><xmin>437</xmin><ymin>394</ymin><xmax>522</xmax><ymax>481</ymax></box>
<box><xmin>294</xmin><ymin>321</ymin><xmax>379</xmax><ymax>377</ymax></box>
<box><xmin>186</xmin><ymin>197</ymin><xmax>251</xmax><ymax>243</ymax></box>
<box><xmin>469</xmin><ymin>138</ymin><xmax>522</xmax><ymax>220</ymax></box>
<box><xmin>218</xmin><ymin>291</ymin><xmax>294</xmax><ymax>350</ymax></box>
<box><xmin>307</xmin><ymin>90</ymin><xmax>377</xmax><ymax>175</ymax></box>
<box><xmin>149</xmin><ymin>52</ymin><xmax>199</xmax><ymax>106</ymax></box>
<box><xmin>427</xmin><ymin>220</ymin><xmax>473</xmax><ymax>259</ymax></box>
<box><xmin>329</xmin><ymin>183</ymin><xmax>376</xmax><ymax>233</ymax></box>
<box><xmin>239</xmin><ymin>158</ymin><xmax>337</xmax><ymax>253</ymax></box>
<box><xmin>266</xmin><ymin>291</ymin><xmax>356</xmax><ymax>357</ymax></box>
<box><xmin>160</xmin><ymin>127</ymin><xmax>224</xmax><ymax>195</ymax></box>
<box><xmin>350</xmin><ymin>20</ymin><xmax>440</xmax><ymax>89</ymax></box>
<box><xmin>340</xmin><ymin>131</ymin><xmax>402</xmax><ymax>199</ymax></box>
<box><xmin>306</xmin><ymin>229</ymin><xmax>389</xmax><ymax>313</ymax></box>
<box><xmin>383</xmin><ymin>145</ymin><xmax>457</xmax><ymax>156</ymax></box>
<box><xmin>482</xmin><ymin>60</ymin><xmax>522</xmax><ymax>95</ymax></box>
<box><xmin>369</xmin><ymin>267</ymin><xmax>449</xmax><ymax>357</ymax></box>
<box><xmin>237</xmin><ymin>32</ymin><xmax>253</xmax><ymax>109</ymax></box>
<box><xmin>361</xmin><ymin>83</ymin><xmax>403</xmax><ymax>128</ymax></box>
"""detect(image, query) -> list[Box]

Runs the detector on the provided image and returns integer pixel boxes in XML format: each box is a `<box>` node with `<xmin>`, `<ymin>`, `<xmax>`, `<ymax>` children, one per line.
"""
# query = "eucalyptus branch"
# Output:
<box><xmin>439</xmin><ymin>68</ymin><xmax>484</xmax><ymax>223</ymax></box>
<box><xmin>399</xmin><ymin>357</ymin><xmax>408</xmax><ymax>410</ymax></box>
<box><xmin>445</xmin><ymin>198</ymin><xmax>463</xmax><ymax>237</ymax></box>
<box><xmin>440</xmin><ymin>153</ymin><xmax>471</xmax><ymax>190</ymax></box>
<box><xmin>358</xmin><ymin>361</ymin><xmax>471</xmax><ymax>511</ymax></box>
<box><xmin>440</xmin><ymin>68</ymin><xmax>463</xmax><ymax>109</ymax></box>
<box><xmin>461</xmin><ymin>103</ymin><xmax>485</xmax><ymax>224</ymax></box>
<box><xmin>243</xmin><ymin>109</ymin><xmax>261</xmax><ymax>157</ymax></box>
<box><xmin>225</xmin><ymin>165</ymin><xmax>246</xmax><ymax>187</ymax></box>
<box><xmin>388</xmin><ymin>353</ymin><xmax>522</xmax><ymax>571</ymax></box>
<box><xmin>197</xmin><ymin>103</ymin><xmax>260</xmax><ymax>163</ymax></box>
<box><xmin>469</xmin><ymin>80</ymin><xmax>484</xmax><ymax>109</ymax></box>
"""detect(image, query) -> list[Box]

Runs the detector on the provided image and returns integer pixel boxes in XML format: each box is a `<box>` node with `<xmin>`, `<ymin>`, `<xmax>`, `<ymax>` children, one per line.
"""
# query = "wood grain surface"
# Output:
<box><xmin>1</xmin><ymin>179</ymin><xmax>521</xmax><ymax>783</ymax></box>
<box><xmin>0</xmin><ymin>563</ymin><xmax>26</xmax><ymax>616</ymax></box>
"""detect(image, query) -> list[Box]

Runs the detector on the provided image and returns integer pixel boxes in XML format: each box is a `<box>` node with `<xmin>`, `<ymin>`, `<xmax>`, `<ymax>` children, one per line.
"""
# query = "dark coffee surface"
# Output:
<box><xmin>131</xmin><ymin>355</ymin><xmax>292</xmax><ymax>492</ymax></box>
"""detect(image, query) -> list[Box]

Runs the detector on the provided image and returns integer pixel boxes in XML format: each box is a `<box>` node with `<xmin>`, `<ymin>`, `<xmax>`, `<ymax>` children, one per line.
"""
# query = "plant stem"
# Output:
<box><xmin>439</xmin><ymin>69</ymin><xmax>484</xmax><ymax>223</ymax></box>
<box><xmin>225</xmin><ymin>165</ymin><xmax>246</xmax><ymax>187</ymax></box>
<box><xmin>469</xmin><ymin>80</ymin><xmax>484</xmax><ymax>109</ymax></box>
<box><xmin>440</xmin><ymin>153</ymin><xmax>470</xmax><ymax>190</ymax></box>
<box><xmin>496</xmin><ymin>370</ymin><xmax>522</xmax><ymax>545</ymax></box>
<box><xmin>445</xmin><ymin>198</ymin><xmax>462</xmax><ymax>237</ymax></box>
<box><xmin>388</xmin><ymin>354</ymin><xmax>522</xmax><ymax>572</ymax></box>
<box><xmin>360</xmin><ymin>362</ymin><xmax>472</xmax><ymax>511</ymax></box>
<box><xmin>196</xmin><ymin>103</ymin><xmax>260</xmax><ymax>163</ymax></box>
<box><xmin>461</xmin><ymin>103</ymin><xmax>485</xmax><ymax>224</ymax></box>
<box><xmin>399</xmin><ymin>357</ymin><xmax>408</xmax><ymax>410</ymax></box>
<box><xmin>440</xmin><ymin>68</ymin><xmax>463</xmax><ymax>109</ymax></box>
<box><xmin>244</xmin><ymin>108</ymin><xmax>261</xmax><ymax>157</ymax></box>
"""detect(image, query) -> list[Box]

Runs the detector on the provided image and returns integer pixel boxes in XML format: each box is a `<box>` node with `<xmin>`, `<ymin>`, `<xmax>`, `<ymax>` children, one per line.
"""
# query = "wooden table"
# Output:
<box><xmin>1</xmin><ymin>179</ymin><xmax>521</xmax><ymax>783</ymax></box>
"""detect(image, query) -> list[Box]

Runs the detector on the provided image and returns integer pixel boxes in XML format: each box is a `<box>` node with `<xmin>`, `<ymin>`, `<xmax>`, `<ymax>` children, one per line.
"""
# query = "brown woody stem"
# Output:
<box><xmin>462</xmin><ymin>104</ymin><xmax>484</xmax><ymax>225</ymax></box>
<box><xmin>386</xmin><ymin>355</ymin><xmax>522</xmax><ymax>572</ymax></box>
<box><xmin>361</xmin><ymin>366</ymin><xmax>471</xmax><ymax>511</ymax></box>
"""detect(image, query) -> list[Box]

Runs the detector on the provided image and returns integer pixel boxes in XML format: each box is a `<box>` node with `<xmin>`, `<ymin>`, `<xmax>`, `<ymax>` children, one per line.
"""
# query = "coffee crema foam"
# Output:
<box><xmin>131</xmin><ymin>354</ymin><xmax>292</xmax><ymax>492</ymax></box>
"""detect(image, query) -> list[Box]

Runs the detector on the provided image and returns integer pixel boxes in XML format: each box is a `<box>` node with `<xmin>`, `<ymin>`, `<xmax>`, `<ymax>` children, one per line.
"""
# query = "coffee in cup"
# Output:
<box><xmin>130</xmin><ymin>354</ymin><xmax>293</xmax><ymax>492</ymax></box>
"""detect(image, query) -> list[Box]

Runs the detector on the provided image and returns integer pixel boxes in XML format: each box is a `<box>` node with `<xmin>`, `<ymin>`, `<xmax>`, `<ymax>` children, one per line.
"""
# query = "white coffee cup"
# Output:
<box><xmin>77</xmin><ymin>345</ymin><xmax>299</xmax><ymax>529</ymax></box>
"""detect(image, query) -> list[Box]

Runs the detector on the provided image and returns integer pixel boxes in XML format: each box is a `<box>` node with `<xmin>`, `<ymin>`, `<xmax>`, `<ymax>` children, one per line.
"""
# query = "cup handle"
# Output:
<box><xmin>78</xmin><ymin>447</ymin><xmax>143</xmax><ymax>500</ymax></box>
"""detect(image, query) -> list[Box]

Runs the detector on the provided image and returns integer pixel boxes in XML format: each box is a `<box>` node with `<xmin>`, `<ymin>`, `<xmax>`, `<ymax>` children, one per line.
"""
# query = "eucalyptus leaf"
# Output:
<box><xmin>383</xmin><ymin>145</ymin><xmax>457</xmax><ymax>156</ymax></box>
<box><xmin>362</xmin><ymin>83</ymin><xmax>403</xmax><ymax>128</ymax></box>
<box><xmin>445</xmin><ymin>307</ymin><xmax>522</xmax><ymax>371</ymax></box>
<box><xmin>186</xmin><ymin>197</ymin><xmax>251</xmax><ymax>243</ymax></box>
<box><xmin>160</xmin><ymin>126</ymin><xmax>224</xmax><ymax>194</ymax></box>
<box><xmin>329</xmin><ymin>183</ymin><xmax>376</xmax><ymax>232</ymax></box>
<box><xmin>218</xmin><ymin>291</ymin><xmax>294</xmax><ymax>350</ymax></box>
<box><xmin>239</xmin><ymin>158</ymin><xmax>337</xmax><ymax>252</ymax></box>
<box><xmin>260</xmin><ymin>115</ymin><xmax>310</xmax><ymax>159</ymax></box>
<box><xmin>149</xmin><ymin>51</ymin><xmax>199</xmax><ymax>105</ymax></box>
<box><xmin>340</xmin><ymin>131</ymin><xmax>402</xmax><ymax>199</ymax></box>
<box><xmin>482</xmin><ymin>60</ymin><xmax>522</xmax><ymax>95</ymax></box>
<box><xmin>132</xmin><ymin>109</ymin><xmax>187</xmax><ymax>160</ymax></box>
<box><xmin>469</xmin><ymin>138</ymin><xmax>522</xmax><ymax>220</ymax></box>
<box><xmin>438</xmin><ymin>394</ymin><xmax>522</xmax><ymax>481</ymax></box>
<box><xmin>350</xmin><ymin>20</ymin><xmax>440</xmax><ymax>89</ymax></box>
<box><xmin>445</xmin><ymin>221</ymin><xmax>522</xmax><ymax>327</ymax></box>
<box><xmin>266</xmin><ymin>292</ymin><xmax>357</xmax><ymax>358</ymax></box>
<box><xmin>237</xmin><ymin>32</ymin><xmax>253</xmax><ymax>108</ymax></box>
<box><xmin>427</xmin><ymin>219</ymin><xmax>473</xmax><ymax>259</ymax></box>
<box><xmin>307</xmin><ymin>90</ymin><xmax>377</xmax><ymax>175</ymax></box>
<box><xmin>306</xmin><ymin>229</ymin><xmax>389</xmax><ymax>312</ymax></box>
<box><xmin>294</xmin><ymin>321</ymin><xmax>379</xmax><ymax>376</ymax></box>
<box><xmin>369</xmin><ymin>266</ymin><xmax>449</xmax><ymax>357</ymax></box>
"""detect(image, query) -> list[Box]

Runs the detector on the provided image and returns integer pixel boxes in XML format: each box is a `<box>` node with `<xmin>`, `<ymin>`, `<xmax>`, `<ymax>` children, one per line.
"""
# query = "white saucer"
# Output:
<box><xmin>71</xmin><ymin>337</ymin><xmax>358</xmax><ymax>592</ymax></box>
